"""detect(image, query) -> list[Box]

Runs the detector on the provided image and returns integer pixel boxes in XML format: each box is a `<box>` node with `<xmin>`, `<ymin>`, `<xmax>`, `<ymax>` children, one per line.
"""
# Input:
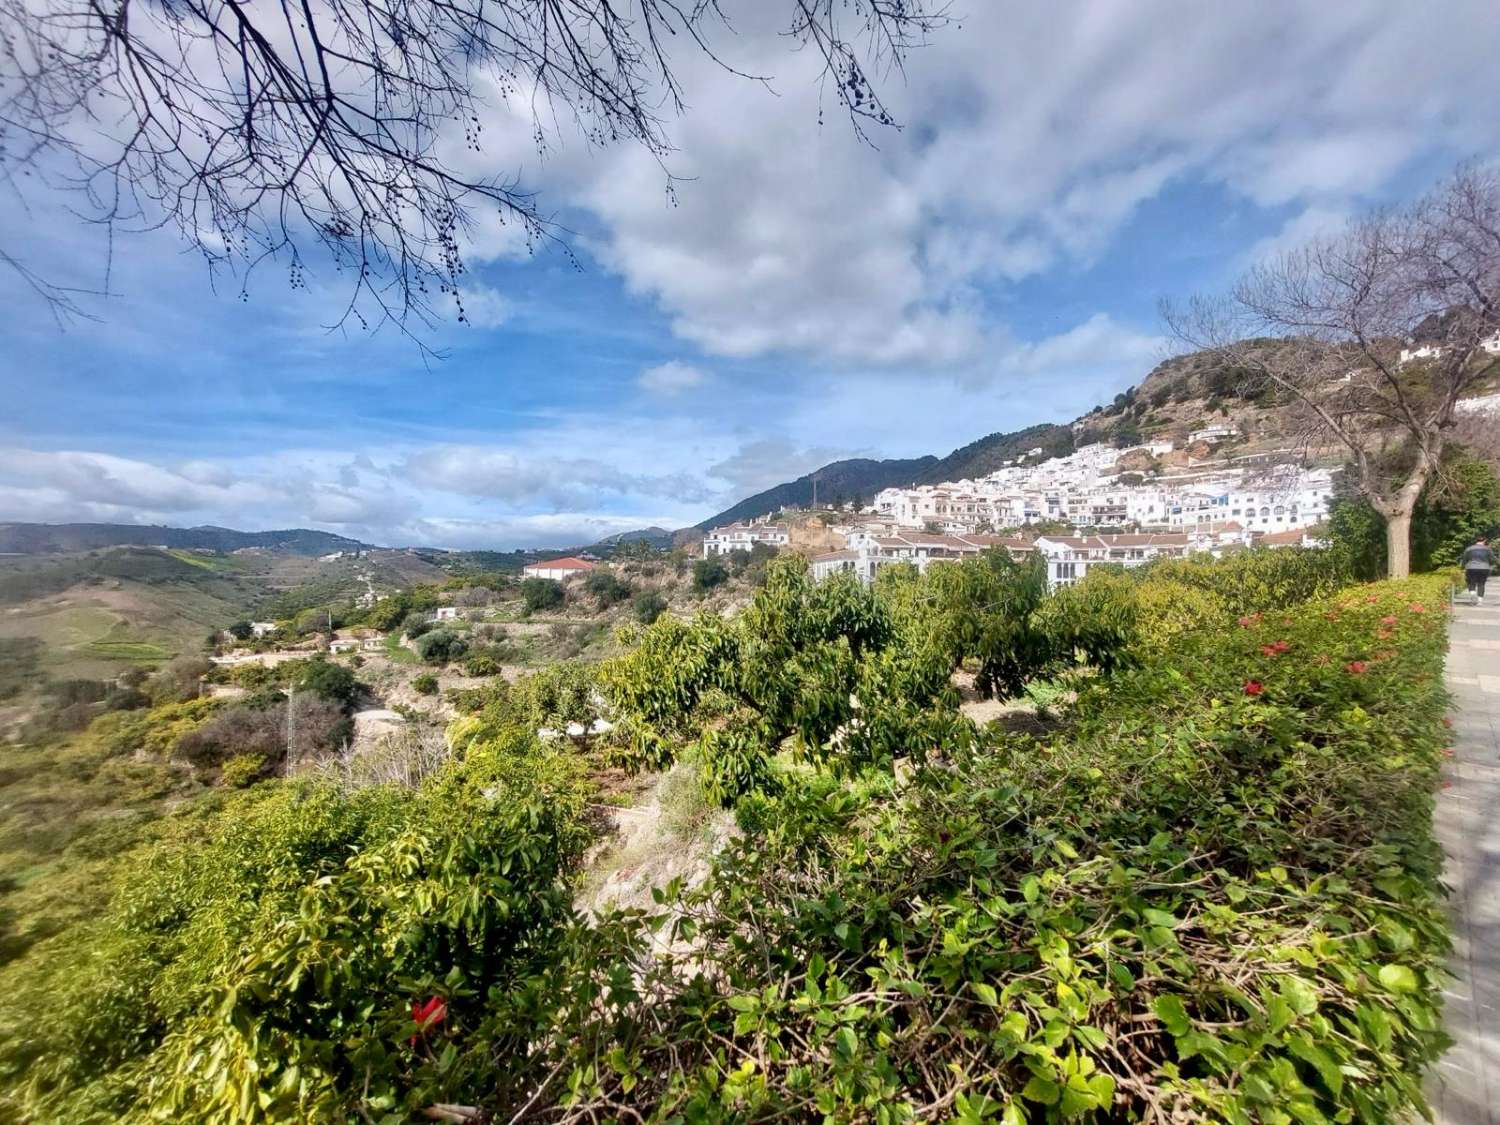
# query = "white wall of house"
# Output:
<box><xmin>701</xmin><ymin>524</ymin><xmax>790</xmax><ymax>557</ymax></box>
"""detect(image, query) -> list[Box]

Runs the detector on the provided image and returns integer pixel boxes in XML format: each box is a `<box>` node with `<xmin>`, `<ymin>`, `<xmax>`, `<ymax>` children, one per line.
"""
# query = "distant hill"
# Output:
<box><xmin>0</xmin><ymin>522</ymin><xmax>374</xmax><ymax>556</ymax></box>
<box><xmin>692</xmin><ymin>431</ymin><xmax>1080</xmax><ymax>531</ymax></box>
<box><xmin>694</xmin><ymin>456</ymin><xmax>939</xmax><ymax>530</ymax></box>
<box><xmin>590</xmin><ymin>526</ymin><xmax>678</xmax><ymax>550</ymax></box>
<box><xmin>691</xmin><ymin>345</ymin><xmax>1332</xmax><ymax>529</ymax></box>
<box><xmin>914</xmin><ymin>423</ymin><xmax>1079</xmax><ymax>485</ymax></box>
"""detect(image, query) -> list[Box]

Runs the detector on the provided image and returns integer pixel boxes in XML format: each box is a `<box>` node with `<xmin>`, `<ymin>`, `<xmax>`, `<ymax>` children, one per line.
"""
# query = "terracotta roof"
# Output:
<box><xmin>1258</xmin><ymin>529</ymin><xmax>1307</xmax><ymax>546</ymax></box>
<box><xmin>813</xmin><ymin>549</ymin><xmax>860</xmax><ymax>562</ymax></box>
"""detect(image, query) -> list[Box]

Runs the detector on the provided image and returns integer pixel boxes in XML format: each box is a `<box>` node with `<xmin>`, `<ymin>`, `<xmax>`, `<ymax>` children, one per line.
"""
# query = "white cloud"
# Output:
<box><xmin>401</xmin><ymin>445</ymin><xmax>716</xmax><ymax>508</ymax></box>
<box><xmin>446</xmin><ymin>1</ymin><xmax>1500</xmax><ymax>369</ymax></box>
<box><xmin>455</xmin><ymin>284</ymin><xmax>514</xmax><ymax>328</ymax></box>
<box><xmin>638</xmin><ymin>360</ymin><xmax>709</xmax><ymax>396</ymax></box>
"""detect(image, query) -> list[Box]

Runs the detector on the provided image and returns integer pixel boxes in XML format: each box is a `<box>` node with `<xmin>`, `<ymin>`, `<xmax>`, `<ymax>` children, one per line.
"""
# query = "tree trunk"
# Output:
<box><xmin>1385</xmin><ymin>510</ymin><xmax>1413</xmax><ymax>579</ymax></box>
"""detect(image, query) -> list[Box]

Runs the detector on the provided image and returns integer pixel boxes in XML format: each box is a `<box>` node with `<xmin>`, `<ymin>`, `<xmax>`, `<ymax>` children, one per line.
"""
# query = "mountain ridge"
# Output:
<box><xmin>0</xmin><ymin>522</ymin><xmax>375</xmax><ymax>556</ymax></box>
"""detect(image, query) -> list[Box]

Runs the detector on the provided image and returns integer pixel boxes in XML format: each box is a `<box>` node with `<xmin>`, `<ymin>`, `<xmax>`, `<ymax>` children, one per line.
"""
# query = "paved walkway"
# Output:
<box><xmin>1432</xmin><ymin>594</ymin><xmax>1500</xmax><ymax>1124</ymax></box>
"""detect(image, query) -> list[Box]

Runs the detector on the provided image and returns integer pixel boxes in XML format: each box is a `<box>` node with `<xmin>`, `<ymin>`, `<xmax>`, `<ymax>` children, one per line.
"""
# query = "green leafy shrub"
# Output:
<box><xmin>583</xmin><ymin>569</ymin><xmax>632</xmax><ymax>607</ymax></box>
<box><xmin>412</xmin><ymin>673</ymin><xmax>439</xmax><ymax>695</ymax></box>
<box><xmin>691</xmin><ymin>557</ymin><xmax>729</xmax><ymax>592</ymax></box>
<box><xmin>291</xmin><ymin>658</ymin><xmax>360</xmax><ymax>706</ymax></box>
<box><xmin>415</xmin><ymin>629</ymin><xmax>468</xmax><ymax>666</ymax></box>
<box><xmin>529</xmin><ymin>576</ymin><xmax>1455</xmax><ymax>1122</ymax></box>
<box><xmin>218</xmin><ymin>753</ymin><xmax>267</xmax><ymax>788</ymax></box>
<box><xmin>520</xmin><ymin>577</ymin><xmax>565</xmax><ymax>613</ymax></box>
<box><xmin>632</xmin><ymin>589</ymin><xmax>668</xmax><ymax>624</ymax></box>
<box><xmin>0</xmin><ymin>735</ymin><xmax>593</xmax><ymax>1122</ymax></box>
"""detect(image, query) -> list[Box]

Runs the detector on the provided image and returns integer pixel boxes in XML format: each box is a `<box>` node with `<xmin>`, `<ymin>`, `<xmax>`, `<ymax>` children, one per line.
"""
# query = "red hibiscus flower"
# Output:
<box><xmin>1409</xmin><ymin>603</ymin><xmax>1426</xmax><ymax>613</ymax></box>
<box><xmin>1346</xmin><ymin>660</ymin><xmax>1368</xmax><ymax>675</ymax></box>
<box><xmin>1238</xmin><ymin>614</ymin><xmax>1262</xmax><ymax>627</ymax></box>
<box><xmin>1367</xmin><ymin>595</ymin><xmax>1380</xmax><ymax>604</ymax></box>
<box><xmin>410</xmin><ymin>997</ymin><xmax>447</xmax><ymax>1043</ymax></box>
<box><xmin>1243</xmin><ymin>680</ymin><xmax>1265</xmax><ymax>696</ymax></box>
<box><xmin>1380</xmin><ymin>615</ymin><xmax>1398</xmax><ymax>626</ymax></box>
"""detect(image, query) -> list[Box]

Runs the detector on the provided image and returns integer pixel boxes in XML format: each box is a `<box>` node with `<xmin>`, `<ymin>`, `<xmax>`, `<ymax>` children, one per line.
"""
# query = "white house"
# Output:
<box><xmin>522</xmin><ymin>557</ymin><xmax>597</xmax><ymax>581</ymax></box>
<box><xmin>1399</xmin><ymin>331</ymin><xmax>1500</xmax><ymax>365</ymax></box>
<box><xmin>1188</xmin><ymin>424</ymin><xmax>1239</xmax><ymax>445</ymax></box>
<box><xmin>432</xmin><ymin>606</ymin><xmax>460</xmax><ymax>621</ymax></box>
<box><xmin>701</xmin><ymin>522</ymin><xmax>790</xmax><ymax>557</ymax></box>
<box><xmin>329</xmin><ymin>638</ymin><xmax>360</xmax><ymax>654</ymax></box>
<box><xmin>1034</xmin><ymin>533</ymin><xmax>1191</xmax><ymax>589</ymax></box>
<box><xmin>249</xmin><ymin>621</ymin><xmax>278</xmax><ymax>638</ymax></box>
<box><xmin>811</xmin><ymin>532</ymin><xmax>1032</xmax><ymax>585</ymax></box>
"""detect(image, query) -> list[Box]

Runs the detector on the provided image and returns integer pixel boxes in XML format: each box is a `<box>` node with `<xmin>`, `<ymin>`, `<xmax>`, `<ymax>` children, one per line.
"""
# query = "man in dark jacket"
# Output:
<box><xmin>1461</xmin><ymin>537</ymin><xmax>1494</xmax><ymax>604</ymax></box>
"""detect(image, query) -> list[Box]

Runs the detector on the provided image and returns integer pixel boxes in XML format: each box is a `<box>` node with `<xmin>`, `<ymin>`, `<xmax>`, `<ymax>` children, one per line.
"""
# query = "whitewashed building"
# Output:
<box><xmin>701</xmin><ymin>522</ymin><xmax>790</xmax><ymax>557</ymax></box>
<box><xmin>1034</xmin><ymin>533</ymin><xmax>1192</xmax><ymax>589</ymax></box>
<box><xmin>521</xmin><ymin>557</ymin><xmax>597</xmax><ymax>581</ymax></box>
<box><xmin>811</xmin><ymin>532</ymin><xmax>1033</xmax><ymax>585</ymax></box>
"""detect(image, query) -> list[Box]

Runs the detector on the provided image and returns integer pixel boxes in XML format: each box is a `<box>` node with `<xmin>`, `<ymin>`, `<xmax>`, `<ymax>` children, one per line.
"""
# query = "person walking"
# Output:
<box><xmin>1461</xmin><ymin>537</ymin><xmax>1494</xmax><ymax>604</ymax></box>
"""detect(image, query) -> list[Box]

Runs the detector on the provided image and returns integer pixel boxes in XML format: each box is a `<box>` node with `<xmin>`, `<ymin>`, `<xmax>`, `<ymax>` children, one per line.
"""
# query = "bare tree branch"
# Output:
<box><xmin>0</xmin><ymin>0</ymin><xmax>951</xmax><ymax>339</ymax></box>
<box><xmin>1163</xmin><ymin>164</ymin><xmax>1500</xmax><ymax>577</ymax></box>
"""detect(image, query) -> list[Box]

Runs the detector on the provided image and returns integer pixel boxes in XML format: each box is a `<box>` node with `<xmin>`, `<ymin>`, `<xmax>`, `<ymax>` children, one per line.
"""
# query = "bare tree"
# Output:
<box><xmin>1165</xmin><ymin>165</ymin><xmax>1500</xmax><ymax>578</ymax></box>
<box><xmin>0</xmin><ymin>0</ymin><xmax>949</xmax><ymax>334</ymax></box>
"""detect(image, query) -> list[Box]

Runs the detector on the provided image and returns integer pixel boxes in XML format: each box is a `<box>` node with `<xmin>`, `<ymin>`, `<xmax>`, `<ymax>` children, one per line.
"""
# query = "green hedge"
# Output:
<box><xmin>523</xmin><ymin>576</ymin><xmax>1453</xmax><ymax>1122</ymax></box>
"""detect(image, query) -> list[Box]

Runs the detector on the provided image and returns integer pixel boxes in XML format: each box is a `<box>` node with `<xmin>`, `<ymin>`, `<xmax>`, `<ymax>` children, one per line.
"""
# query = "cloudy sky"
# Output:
<box><xmin>3</xmin><ymin>1</ymin><xmax>1499</xmax><ymax>549</ymax></box>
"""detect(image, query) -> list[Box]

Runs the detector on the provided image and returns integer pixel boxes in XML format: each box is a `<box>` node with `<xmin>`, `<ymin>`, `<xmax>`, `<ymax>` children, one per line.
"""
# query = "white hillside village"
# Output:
<box><xmin>703</xmin><ymin>435</ymin><xmax>1339</xmax><ymax>590</ymax></box>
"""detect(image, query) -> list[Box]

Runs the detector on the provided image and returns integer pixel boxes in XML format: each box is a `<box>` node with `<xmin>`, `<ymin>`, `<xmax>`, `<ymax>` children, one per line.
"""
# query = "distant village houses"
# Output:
<box><xmin>701</xmin><ymin>522</ymin><xmax>790</xmax><ymax>558</ymax></box>
<box><xmin>811</xmin><ymin>531</ymin><xmax>1032</xmax><ymax>584</ymax></box>
<box><xmin>522</xmin><ymin>556</ymin><xmax>597</xmax><ymax>581</ymax></box>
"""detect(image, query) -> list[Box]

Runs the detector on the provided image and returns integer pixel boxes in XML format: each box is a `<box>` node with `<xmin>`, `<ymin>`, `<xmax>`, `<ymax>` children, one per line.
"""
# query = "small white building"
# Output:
<box><xmin>1399</xmin><ymin>331</ymin><xmax>1500</xmax><ymax>365</ymax></box>
<box><xmin>1188</xmin><ymin>424</ymin><xmax>1239</xmax><ymax>445</ymax></box>
<box><xmin>811</xmin><ymin>532</ymin><xmax>1032</xmax><ymax>585</ymax></box>
<box><xmin>522</xmin><ymin>557</ymin><xmax>597</xmax><ymax>581</ymax></box>
<box><xmin>329</xmin><ymin>638</ymin><xmax>360</xmax><ymax>654</ymax></box>
<box><xmin>1034</xmin><ymin>533</ymin><xmax>1192</xmax><ymax>590</ymax></box>
<box><xmin>432</xmin><ymin>606</ymin><xmax>460</xmax><ymax>621</ymax></box>
<box><xmin>701</xmin><ymin>522</ymin><xmax>790</xmax><ymax>557</ymax></box>
<box><xmin>249</xmin><ymin>621</ymin><xmax>278</xmax><ymax>638</ymax></box>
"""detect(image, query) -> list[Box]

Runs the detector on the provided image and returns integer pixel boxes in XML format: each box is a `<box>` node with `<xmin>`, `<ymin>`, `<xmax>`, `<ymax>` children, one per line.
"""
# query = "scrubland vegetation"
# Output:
<box><xmin>0</xmin><ymin>544</ymin><xmax>1459</xmax><ymax>1122</ymax></box>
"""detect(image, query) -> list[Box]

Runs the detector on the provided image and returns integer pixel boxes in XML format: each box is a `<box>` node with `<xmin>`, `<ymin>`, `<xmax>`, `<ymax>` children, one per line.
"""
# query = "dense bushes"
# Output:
<box><xmin>632</xmin><ymin>588</ymin><xmax>668</xmax><ymax>624</ymax></box>
<box><xmin>691</xmin><ymin>556</ymin><xmax>729</xmax><ymax>592</ymax></box>
<box><xmin>532</xmin><ymin>576</ymin><xmax>1455</xmax><ymax>1121</ymax></box>
<box><xmin>0</xmin><ymin>731</ymin><xmax>594</xmax><ymax>1122</ymax></box>
<box><xmin>0</xmin><ymin>551</ymin><xmax>1459</xmax><ymax>1121</ymax></box>
<box><xmin>415</xmin><ymin>628</ymin><xmax>468</xmax><ymax>665</ymax></box>
<box><xmin>521</xmin><ymin>577</ymin><xmax>565</xmax><ymax>612</ymax></box>
<box><xmin>583</xmin><ymin>569</ymin><xmax>632</xmax><ymax>607</ymax></box>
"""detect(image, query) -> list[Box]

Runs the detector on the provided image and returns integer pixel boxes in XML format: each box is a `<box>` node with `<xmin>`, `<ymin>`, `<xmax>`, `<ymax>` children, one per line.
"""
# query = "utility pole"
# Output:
<box><xmin>812</xmin><ymin>471</ymin><xmax>818</xmax><ymax>510</ymax></box>
<box><xmin>286</xmin><ymin>686</ymin><xmax>297</xmax><ymax>774</ymax></box>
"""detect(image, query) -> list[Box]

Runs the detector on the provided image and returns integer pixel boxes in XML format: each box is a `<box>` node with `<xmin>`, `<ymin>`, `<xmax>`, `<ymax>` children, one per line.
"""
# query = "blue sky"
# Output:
<box><xmin>3</xmin><ymin>1</ymin><xmax>1498</xmax><ymax>548</ymax></box>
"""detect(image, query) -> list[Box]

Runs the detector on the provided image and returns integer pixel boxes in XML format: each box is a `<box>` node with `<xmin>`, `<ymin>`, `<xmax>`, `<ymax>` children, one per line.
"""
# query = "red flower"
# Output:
<box><xmin>1367</xmin><ymin>595</ymin><xmax>1380</xmax><ymax>604</ymax></box>
<box><xmin>1243</xmin><ymin>680</ymin><xmax>1265</xmax><ymax>696</ymax></box>
<box><xmin>411</xmin><ymin>997</ymin><xmax>447</xmax><ymax>1042</ymax></box>
<box><xmin>1238</xmin><ymin>614</ymin><xmax>1262</xmax><ymax>627</ymax></box>
<box><xmin>1409</xmin><ymin>603</ymin><xmax>1426</xmax><ymax>613</ymax></box>
<box><xmin>1443</xmin><ymin>717</ymin><xmax>1453</xmax><ymax>728</ymax></box>
<box><xmin>1380</xmin><ymin>615</ymin><xmax>1398</xmax><ymax>626</ymax></box>
<box><xmin>1346</xmin><ymin>661</ymin><xmax>1368</xmax><ymax>675</ymax></box>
